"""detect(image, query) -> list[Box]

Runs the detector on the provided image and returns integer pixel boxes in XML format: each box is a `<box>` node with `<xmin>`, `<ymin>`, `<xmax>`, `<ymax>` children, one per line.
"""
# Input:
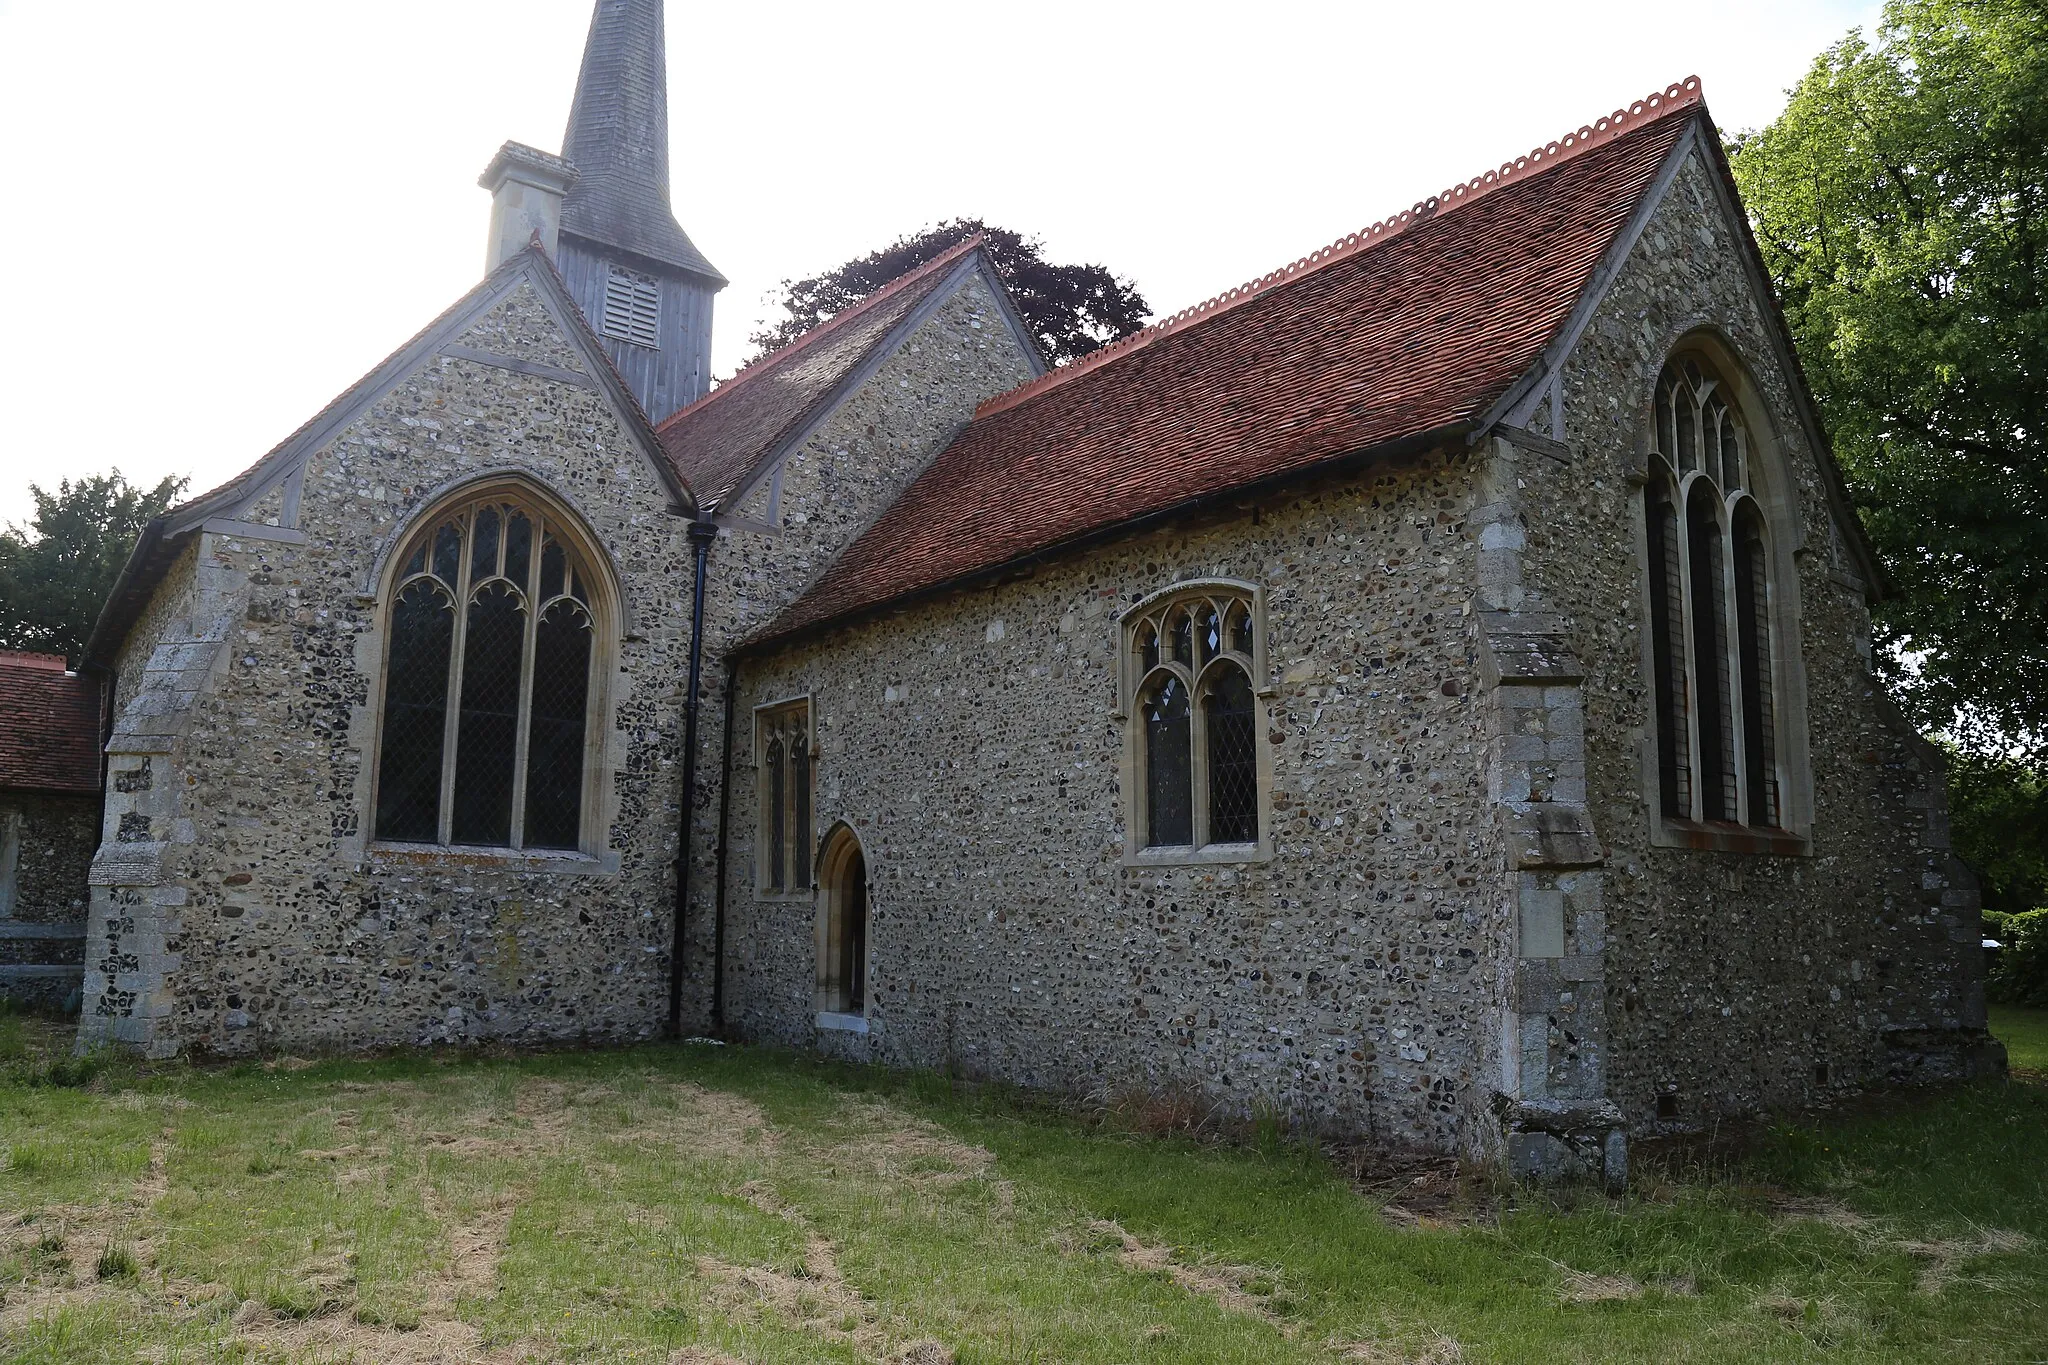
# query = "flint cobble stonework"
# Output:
<box><xmin>74</xmin><ymin>269</ymin><xmax>1041</xmax><ymax>1058</ymax></box>
<box><xmin>81</xmin><ymin>282</ymin><xmax>699</xmax><ymax>1056</ymax></box>
<box><xmin>1528</xmin><ymin>146</ymin><xmax>1986</xmax><ymax>1131</ymax></box>
<box><xmin>714</xmin><ymin>145</ymin><xmax>1988</xmax><ymax>1158</ymax></box>
<box><xmin>669</xmin><ymin>274</ymin><xmax>1041</xmax><ymax>1027</ymax></box>
<box><xmin>724</xmin><ymin>452</ymin><xmax>1511</xmax><ymax>1154</ymax></box>
<box><xmin>68</xmin><ymin>147</ymin><xmax>1987</xmax><ymax>1169</ymax></box>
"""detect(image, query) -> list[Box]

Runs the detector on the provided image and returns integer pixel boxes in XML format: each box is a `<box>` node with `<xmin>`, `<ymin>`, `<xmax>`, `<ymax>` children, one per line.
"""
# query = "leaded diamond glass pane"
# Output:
<box><xmin>540</xmin><ymin>538</ymin><xmax>566</xmax><ymax>601</ymax></box>
<box><xmin>1170</xmin><ymin>611</ymin><xmax>1193</xmax><ymax>667</ymax></box>
<box><xmin>472</xmin><ymin>506</ymin><xmax>501</xmax><ymax>582</ymax></box>
<box><xmin>1198</xmin><ymin>604</ymin><xmax>1221</xmax><ymax>664</ymax></box>
<box><xmin>1205</xmin><ymin>666</ymin><xmax>1258</xmax><ymax>844</ymax></box>
<box><xmin>792</xmin><ymin>732</ymin><xmax>811</xmax><ymax>889</ymax></box>
<box><xmin>1143</xmin><ymin>675</ymin><xmax>1192</xmax><ymax>847</ymax></box>
<box><xmin>524</xmin><ymin>599</ymin><xmax>590</xmax><ymax>850</ymax></box>
<box><xmin>403</xmin><ymin>541</ymin><xmax>427</xmax><ymax>579</ymax></box>
<box><xmin>1687</xmin><ymin>485</ymin><xmax>1736</xmax><ymax>822</ymax></box>
<box><xmin>375</xmin><ymin>579</ymin><xmax>453</xmax><ymax>842</ymax></box>
<box><xmin>432</xmin><ymin>522</ymin><xmax>462</xmax><ymax>583</ymax></box>
<box><xmin>505</xmin><ymin>512</ymin><xmax>533</xmax><ymax>592</ymax></box>
<box><xmin>452</xmin><ymin>580</ymin><xmax>525</xmax><ymax>845</ymax></box>
<box><xmin>1228</xmin><ymin>602</ymin><xmax>1253</xmax><ymax>656</ymax></box>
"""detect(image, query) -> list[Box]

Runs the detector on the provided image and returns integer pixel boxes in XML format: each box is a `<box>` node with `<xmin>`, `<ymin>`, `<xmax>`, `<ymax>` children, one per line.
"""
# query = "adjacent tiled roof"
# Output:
<box><xmin>0</xmin><ymin>652</ymin><xmax>101</xmax><ymax>794</ymax></box>
<box><xmin>560</xmin><ymin>0</ymin><xmax>724</xmax><ymax>284</ymax></box>
<box><xmin>752</xmin><ymin>83</ymin><xmax>1705</xmax><ymax>649</ymax></box>
<box><xmin>657</xmin><ymin>236</ymin><xmax>986</xmax><ymax>509</ymax></box>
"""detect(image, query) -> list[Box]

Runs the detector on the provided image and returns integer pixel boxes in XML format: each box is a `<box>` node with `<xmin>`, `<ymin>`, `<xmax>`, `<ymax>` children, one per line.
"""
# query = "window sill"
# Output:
<box><xmin>1122</xmin><ymin>841</ymin><xmax>1272</xmax><ymax>869</ymax></box>
<box><xmin>1648</xmin><ymin>818</ymin><xmax>1808</xmax><ymax>857</ymax></box>
<box><xmin>754</xmin><ymin>888</ymin><xmax>815</xmax><ymax>904</ymax></box>
<box><xmin>365</xmin><ymin>842</ymin><xmax>620</xmax><ymax>876</ymax></box>
<box><xmin>815</xmin><ymin>1011</ymin><xmax>868</xmax><ymax>1034</ymax></box>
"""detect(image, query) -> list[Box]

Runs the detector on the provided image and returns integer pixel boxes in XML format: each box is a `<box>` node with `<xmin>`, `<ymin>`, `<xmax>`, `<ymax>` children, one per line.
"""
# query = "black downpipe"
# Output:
<box><xmin>709</xmin><ymin>657</ymin><xmax>740</xmax><ymax>1032</ymax></box>
<box><xmin>667</xmin><ymin>518</ymin><xmax>720</xmax><ymax>1040</ymax></box>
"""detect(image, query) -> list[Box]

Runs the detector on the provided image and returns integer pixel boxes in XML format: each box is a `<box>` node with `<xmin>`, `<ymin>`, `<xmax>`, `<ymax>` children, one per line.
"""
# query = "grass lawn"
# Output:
<box><xmin>1992</xmin><ymin>1004</ymin><xmax>2048</xmax><ymax>1076</ymax></box>
<box><xmin>1</xmin><ymin>1017</ymin><xmax>2043</xmax><ymax>1364</ymax></box>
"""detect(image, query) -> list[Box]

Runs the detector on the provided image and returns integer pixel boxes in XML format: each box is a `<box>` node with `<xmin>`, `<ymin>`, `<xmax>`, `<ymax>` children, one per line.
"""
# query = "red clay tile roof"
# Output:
<box><xmin>657</xmin><ymin>236</ymin><xmax>987</xmax><ymax>509</ymax></box>
<box><xmin>0</xmin><ymin>652</ymin><xmax>102</xmax><ymax>795</ymax></box>
<box><xmin>751</xmin><ymin>82</ymin><xmax>1705</xmax><ymax>649</ymax></box>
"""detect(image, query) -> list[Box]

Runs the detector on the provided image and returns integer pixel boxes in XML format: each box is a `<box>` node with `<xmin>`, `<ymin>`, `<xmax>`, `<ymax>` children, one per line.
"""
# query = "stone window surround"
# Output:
<box><xmin>1628</xmin><ymin>330</ymin><xmax>1814</xmax><ymax>855</ymax></box>
<box><xmin>812</xmin><ymin>820</ymin><xmax>869</xmax><ymax>1023</ymax></box>
<box><xmin>1114</xmin><ymin>578</ymin><xmax>1277</xmax><ymax>867</ymax></box>
<box><xmin>359</xmin><ymin>474</ymin><xmax>624</xmax><ymax>874</ymax></box>
<box><xmin>753</xmin><ymin>694</ymin><xmax>815</xmax><ymax>901</ymax></box>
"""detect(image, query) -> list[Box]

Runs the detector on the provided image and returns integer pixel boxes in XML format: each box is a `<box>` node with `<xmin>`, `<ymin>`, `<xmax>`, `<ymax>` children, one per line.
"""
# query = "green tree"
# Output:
<box><xmin>1946</xmin><ymin>749</ymin><xmax>2048</xmax><ymax>914</ymax></box>
<box><xmin>1730</xmin><ymin>0</ymin><xmax>2048</xmax><ymax>759</ymax></box>
<box><xmin>747</xmin><ymin>219</ymin><xmax>1150</xmax><ymax>368</ymax></box>
<box><xmin>0</xmin><ymin>471</ymin><xmax>187</xmax><ymax>667</ymax></box>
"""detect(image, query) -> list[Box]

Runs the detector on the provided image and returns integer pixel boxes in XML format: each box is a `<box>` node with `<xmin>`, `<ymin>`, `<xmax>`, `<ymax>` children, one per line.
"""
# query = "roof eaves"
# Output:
<box><xmin>975</xmin><ymin>78</ymin><xmax>1706</xmax><ymax>423</ymax></box>
<box><xmin>737</xmin><ymin>419</ymin><xmax>1476</xmax><ymax>659</ymax></box>
<box><xmin>709</xmin><ymin>247</ymin><xmax>996</xmax><ymax>515</ymax></box>
<box><xmin>658</xmin><ymin>234</ymin><xmax>988</xmax><ymax>438</ymax></box>
<box><xmin>1469</xmin><ymin>113</ymin><xmax>1707</xmax><ymax>442</ymax></box>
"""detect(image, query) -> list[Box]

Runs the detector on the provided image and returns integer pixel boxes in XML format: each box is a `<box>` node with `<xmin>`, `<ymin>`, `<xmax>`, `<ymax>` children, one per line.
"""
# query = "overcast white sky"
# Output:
<box><xmin>0</xmin><ymin>0</ymin><xmax>1881</xmax><ymax>528</ymax></box>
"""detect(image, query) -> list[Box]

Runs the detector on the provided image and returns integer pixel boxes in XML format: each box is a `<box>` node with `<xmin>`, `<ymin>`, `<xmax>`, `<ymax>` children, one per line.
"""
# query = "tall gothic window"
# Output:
<box><xmin>1643</xmin><ymin>353</ymin><xmax>1787</xmax><ymax>832</ymax></box>
<box><xmin>1124</xmin><ymin>585</ymin><xmax>1265</xmax><ymax>852</ymax></box>
<box><xmin>757</xmin><ymin>700</ymin><xmax>813</xmax><ymax>894</ymax></box>
<box><xmin>374</xmin><ymin>491</ymin><xmax>602</xmax><ymax>851</ymax></box>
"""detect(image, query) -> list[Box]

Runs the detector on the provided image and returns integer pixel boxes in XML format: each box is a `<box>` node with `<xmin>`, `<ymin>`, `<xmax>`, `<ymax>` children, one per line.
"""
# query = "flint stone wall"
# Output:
<box><xmin>723</xmin><ymin>451</ymin><xmax>1513</xmax><ymax>1152</ymax></box>
<box><xmin>0</xmin><ymin>791</ymin><xmax>98</xmax><ymax>1011</ymax></box>
<box><xmin>668</xmin><ymin>273</ymin><xmax>1041</xmax><ymax>1029</ymax></box>
<box><xmin>81</xmin><ymin>282</ymin><xmax>697</xmax><ymax>1056</ymax></box>
<box><xmin>1539</xmin><ymin>146</ymin><xmax>1989</xmax><ymax>1128</ymax></box>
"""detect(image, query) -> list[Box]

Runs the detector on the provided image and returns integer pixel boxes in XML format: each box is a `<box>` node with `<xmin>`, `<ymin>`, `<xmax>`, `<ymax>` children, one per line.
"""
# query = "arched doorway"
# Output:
<box><xmin>815</xmin><ymin>825</ymin><xmax>867</xmax><ymax>1017</ymax></box>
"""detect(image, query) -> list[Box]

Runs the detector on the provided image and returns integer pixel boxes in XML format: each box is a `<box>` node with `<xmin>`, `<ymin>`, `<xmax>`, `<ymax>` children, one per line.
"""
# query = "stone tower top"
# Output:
<box><xmin>560</xmin><ymin>0</ymin><xmax>724</xmax><ymax>286</ymax></box>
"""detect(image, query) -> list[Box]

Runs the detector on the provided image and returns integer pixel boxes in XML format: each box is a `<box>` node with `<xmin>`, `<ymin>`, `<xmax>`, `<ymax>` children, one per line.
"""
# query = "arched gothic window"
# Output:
<box><xmin>374</xmin><ymin>491</ymin><xmax>604</xmax><ymax>851</ymax></box>
<box><xmin>1123</xmin><ymin>585</ymin><xmax>1266</xmax><ymax>852</ymax></box>
<box><xmin>756</xmin><ymin>700</ymin><xmax>813</xmax><ymax>895</ymax></box>
<box><xmin>1643</xmin><ymin>353</ymin><xmax>1787</xmax><ymax>832</ymax></box>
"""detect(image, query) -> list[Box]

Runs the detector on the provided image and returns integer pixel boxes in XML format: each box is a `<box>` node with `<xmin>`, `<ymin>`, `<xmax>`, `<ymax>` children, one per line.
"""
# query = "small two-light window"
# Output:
<box><xmin>758</xmin><ymin>701</ymin><xmax>813</xmax><ymax>894</ymax></box>
<box><xmin>602</xmin><ymin>267</ymin><xmax>660</xmax><ymax>349</ymax></box>
<box><xmin>1125</xmin><ymin>587</ymin><xmax>1264</xmax><ymax>852</ymax></box>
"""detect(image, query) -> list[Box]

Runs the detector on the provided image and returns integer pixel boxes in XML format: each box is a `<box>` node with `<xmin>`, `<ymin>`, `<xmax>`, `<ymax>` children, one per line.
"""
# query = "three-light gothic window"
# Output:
<box><xmin>1644</xmin><ymin>354</ymin><xmax>1784</xmax><ymax>830</ymax></box>
<box><xmin>757</xmin><ymin>701</ymin><xmax>813</xmax><ymax>894</ymax></box>
<box><xmin>1124</xmin><ymin>586</ymin><xmax>1264</xmax><ymax>851</ymax></box>
<box><xmin>374</xmin><ymin>492</ymin><xmax>603</xmax><ymax>851</ymax></box>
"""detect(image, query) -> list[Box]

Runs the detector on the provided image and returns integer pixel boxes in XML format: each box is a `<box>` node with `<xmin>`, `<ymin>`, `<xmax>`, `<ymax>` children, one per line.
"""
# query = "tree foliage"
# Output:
<box><xmin>1947</xmin><ymin>749</ymin><xmax>2048</xmax><ymax>915</ymax></box>
<box><xmin>746</xmin><ymin>219</ymin><xmax>1150</xmax><ymax>368</ymax></box>
<box><xmin>0</xmin><ymin>471</ymin><xmax>187</xmax><ymax>667</ymax></box>
<box><xmin>1730</xmin><ymin>0</ymin><xmax>2048</xmax><ymax>759</ymax></box>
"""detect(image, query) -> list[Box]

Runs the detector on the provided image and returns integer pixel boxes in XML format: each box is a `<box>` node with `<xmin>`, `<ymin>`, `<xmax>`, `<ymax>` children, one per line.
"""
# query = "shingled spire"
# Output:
<box><xmin>546</xmin><ymin>0</ymin><xmax>723</xmax><ymax>422</ymax></box>
<box><xmin>560</xmin><ymin>0</ymin><xmax>722</xmax><ymax>283</ymax></box>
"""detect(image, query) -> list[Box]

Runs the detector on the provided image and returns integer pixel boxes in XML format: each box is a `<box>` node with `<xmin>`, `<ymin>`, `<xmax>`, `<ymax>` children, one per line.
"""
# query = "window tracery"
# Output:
<box><xmin>1123</xmin><ymin>584</ymin><xmax>1266</xmax><ymax>853</ymax></box>
<box><xmin>1643</xmin><ymin>351</ymin><xmax>1790</xmax><ymax>834</ymax></box>
<box><xmin>374</xmin><ymin>491</ymin><xmax>602</xmax><ymax>851</ymax></box>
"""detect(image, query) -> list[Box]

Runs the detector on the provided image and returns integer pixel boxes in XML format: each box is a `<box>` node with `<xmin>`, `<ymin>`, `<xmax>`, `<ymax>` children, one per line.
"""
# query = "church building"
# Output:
<box><xmin>65</xmin><ymin>0</ymin><xmax>1996</xmax><ymax>1179</ymax></box>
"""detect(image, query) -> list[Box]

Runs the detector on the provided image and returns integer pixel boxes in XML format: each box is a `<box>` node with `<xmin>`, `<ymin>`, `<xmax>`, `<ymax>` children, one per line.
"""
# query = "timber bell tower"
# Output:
<box><xmin>480</xmin><ymin>0</ymin><xmax>725</xmax><ymax>424</ymax></box>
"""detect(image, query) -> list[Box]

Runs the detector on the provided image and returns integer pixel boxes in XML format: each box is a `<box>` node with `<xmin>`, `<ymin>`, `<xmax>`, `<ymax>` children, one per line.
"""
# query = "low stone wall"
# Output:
<box><xmin>1</xmin><ymin>791</ymin><xmax>98</xmax><ymax>1012</ymax></box>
